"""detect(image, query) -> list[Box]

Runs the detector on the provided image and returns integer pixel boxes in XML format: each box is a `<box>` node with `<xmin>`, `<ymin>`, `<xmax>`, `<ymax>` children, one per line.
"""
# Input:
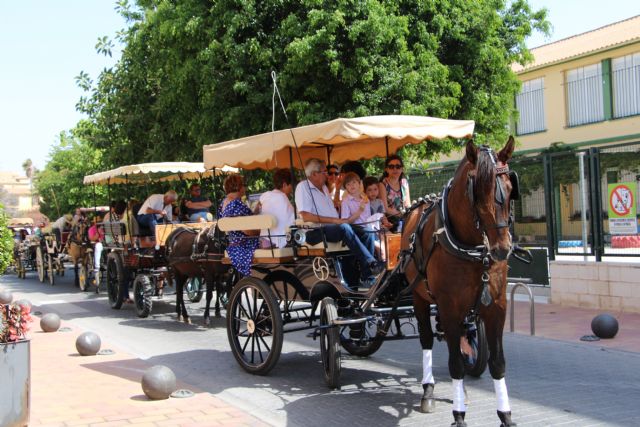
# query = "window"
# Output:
<box><xmin>566</xmin><ymin>64</ymin><xmax>604</xmax><ymax>126</ymax></box>
<box><xmin>515</xmin><ymin>78</ymin><xmax>545</xmax><ymax>135</ymax></box>
<box><xmin>612</xmin><ymin>53</ymin><xmax>640</xmax><ymax>118</ymax></box>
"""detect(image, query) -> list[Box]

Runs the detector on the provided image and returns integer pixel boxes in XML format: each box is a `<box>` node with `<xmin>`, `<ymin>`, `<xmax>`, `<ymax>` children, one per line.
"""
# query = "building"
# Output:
<box><xmin>513</xmin><ymin>15</ymin><xmax>640</xmax><ymax>152</ymax></box>
<box><xmin>0</xmin><ymin>171</ymin><xmax>37</xmax><ymax>217</ymax></box>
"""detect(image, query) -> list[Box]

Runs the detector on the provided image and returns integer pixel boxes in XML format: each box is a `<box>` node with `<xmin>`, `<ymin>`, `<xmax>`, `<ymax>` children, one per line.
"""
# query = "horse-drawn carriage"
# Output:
<box><xmin>8</xmin><ymin>217</ymin><xmax>38</xmax><ymax>279</ymax></box>
<box><xmin>199</xmin><ymin>114</ymin><xmax>527</xmax><ymax>426</ymax></box>
<box><xmin>83</xmin><ymin>162</ymin><xmax>232</xmax><ymax>317</ymax></box>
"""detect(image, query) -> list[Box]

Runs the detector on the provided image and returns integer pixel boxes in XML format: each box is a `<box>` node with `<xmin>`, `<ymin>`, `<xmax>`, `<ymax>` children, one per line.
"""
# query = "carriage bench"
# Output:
<box><xmin>102</xmin><ymin>220</ymin><xmax>155</xmax><ymax>249</ymax></box>
<box><xmin>217</xmin><ymin>214</ymin><xmax>295</xmax><ymax>263</ymax></box>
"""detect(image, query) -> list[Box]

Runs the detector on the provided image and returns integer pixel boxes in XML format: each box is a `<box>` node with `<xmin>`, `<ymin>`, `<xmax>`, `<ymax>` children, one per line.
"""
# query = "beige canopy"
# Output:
<box><xmin>203</xmin><ymin>115</ymin><xmax>475</xmax><ymax>170</ymax></box>
<box><xmin>8</xmin><ymin>217</ymin><xmax>34</xmax><ymax>227</ymax></box>
<box><xmin>83</xmin><ymin>162</ymin><xmax>237</xmax><ymax>185</ymax></box>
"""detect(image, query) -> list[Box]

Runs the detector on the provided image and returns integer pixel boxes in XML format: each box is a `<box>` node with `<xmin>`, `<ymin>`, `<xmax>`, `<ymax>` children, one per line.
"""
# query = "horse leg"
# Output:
<box><xmin>414</xmin><ymin>297</ymin><xmax>436</xmax><ymax>413</ymax></box>
<box><xmin>174</xmin><ymin>271</ymin><xmax>190</xmax><ymax>324</ymax></box>
<box><xmin>74</xmin><ymin>261</ymin><xmax>79</xmax><ymax>287</ymax></box>
<box><xmin>443</xmin><ymin>318</ymin><xmax>467</xmax><ymax>427</ymax></box>
<box><xmin>483</xmin><ymin>306</ymin><xmax>516</xmax><ymax>427</ymax></box>
<box><xmin>203</xmin><ymin>274</ymin><xmax>214</xmax><ymax>326</ymax></box>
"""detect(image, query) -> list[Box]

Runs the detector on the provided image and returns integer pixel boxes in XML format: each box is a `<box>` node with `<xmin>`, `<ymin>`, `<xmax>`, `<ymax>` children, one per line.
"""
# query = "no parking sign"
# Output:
<box><xmin>608</xmin><ymin>182</ymin><xmax>637</xmax><ymax>235</ymax></box>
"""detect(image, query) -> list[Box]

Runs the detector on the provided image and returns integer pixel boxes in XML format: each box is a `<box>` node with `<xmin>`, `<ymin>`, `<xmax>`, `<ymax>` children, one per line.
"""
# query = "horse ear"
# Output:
<box><xmin>498</xmin><ymin>136</ymin><xmax>515</xmax><ymax>163</ymax></box>
<box><xmin>465</xmin><ymin>139</ymin><xmax>478</xmax><ymax>165</ymax></box>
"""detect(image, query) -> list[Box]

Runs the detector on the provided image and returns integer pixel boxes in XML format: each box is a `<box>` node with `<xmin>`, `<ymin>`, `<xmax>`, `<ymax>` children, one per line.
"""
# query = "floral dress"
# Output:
<box><xmin>220</xmin><ymin>198</ymin><xmax>258</xmax><ymax>276</ymax></box>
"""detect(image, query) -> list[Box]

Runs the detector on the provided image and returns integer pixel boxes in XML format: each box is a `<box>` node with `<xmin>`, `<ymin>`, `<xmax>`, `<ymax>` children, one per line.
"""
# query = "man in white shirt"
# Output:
<box><xmin>294</xmin><ymin>158</ymin><xmax>382</xmax><ymax>288</ymax></box>
<box><xmin>137</xmin><ymin>190</ymin><xmax>178</xmax><ymax>234</ymax></box>
<box><xmin>259</xmin><ymin>169</ymin><xmax>294</xmax><ymax>248</ymax></box>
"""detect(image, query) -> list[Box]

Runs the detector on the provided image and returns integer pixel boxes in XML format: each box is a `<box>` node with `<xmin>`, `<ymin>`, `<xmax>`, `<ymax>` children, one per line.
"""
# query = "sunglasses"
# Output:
<box><xmin>387</xmin><ymin>164</ymin><xmax>403</xmax><ymax>169</ymax></box>
<box><xmin>327</xmin><ymin>172</ymin><xmax>339</xmax><ymax>176</ymax></box>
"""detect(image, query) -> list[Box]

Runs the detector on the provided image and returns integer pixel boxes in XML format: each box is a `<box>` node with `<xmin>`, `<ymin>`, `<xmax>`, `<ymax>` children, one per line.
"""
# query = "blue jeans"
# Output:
<box><xmin>136</xmin><ymin>213</ymin><xmax>158</xmax><ymax>235</ymax></box>
<box><xmin>306</xmin><ymin>224</ymin><xmax>376</xmax><ymax>278</ymax></box>
<box><xmin>188</xmin><ymin>212</ymin><xmax>208</xmax><ymax>222</ymax></box>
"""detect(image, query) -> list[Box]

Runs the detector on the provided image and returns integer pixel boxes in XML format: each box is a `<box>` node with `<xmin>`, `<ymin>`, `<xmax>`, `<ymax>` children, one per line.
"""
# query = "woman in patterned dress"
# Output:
<box><xmin>219</xmin><ymin>174</ymin><xmax>259</xmax><ymax>276</ymax></box>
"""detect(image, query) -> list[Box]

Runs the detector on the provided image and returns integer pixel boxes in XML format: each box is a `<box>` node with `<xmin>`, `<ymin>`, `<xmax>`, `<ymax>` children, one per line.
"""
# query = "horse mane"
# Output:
<box><xmin>475</xmin><ymin>148</ymin><xmax>496</xmax><ymax>205</ymax></box>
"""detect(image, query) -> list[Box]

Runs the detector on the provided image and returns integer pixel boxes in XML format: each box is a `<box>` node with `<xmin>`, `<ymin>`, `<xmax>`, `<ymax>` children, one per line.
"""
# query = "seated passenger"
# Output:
<box><xmin>88</xmin><ymin>214</ymin><xmax>105</xmax><ymax>273</ymax></box>
<box><xmin>103</xmin><ymin>200</ymin><xmax>126</xmax><ymax>245</ymax></box>
<box><xmin>51</xmin><ymin>214</ymin><xmax>73</xmax><ymax>244</ymax></box>
<box><xmin>258</xmin><ymin>169</ymin><xmax>294</xmax><ymax>248</ymax></box>
<box><xmin>184</xmin><ymin>183</ymin><xmax>212</xmax><ymax>222</ymax></box>
<box><xmin>136</xmin><ymin>190</ymin><xmax>177</xmax><ymax>235</ymax></box>
<box><xmin>294</xmin><ymin>158</ymin><xmax>383</xmax><ymax>288</ymax></box>
<box><xmin>219</xmin><ymin>174</ymin><xmax>259</xmax><ymax>277</ymax></box>
<box><xmin>340</xmin><ymin>172</ymin><xmax>370</xmax><ymax>225</ymax></box>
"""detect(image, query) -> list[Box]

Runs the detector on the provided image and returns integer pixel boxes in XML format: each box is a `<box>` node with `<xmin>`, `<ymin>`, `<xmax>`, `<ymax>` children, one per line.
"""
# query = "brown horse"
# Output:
<box><xmin>66</xmin><ymin>220</ymin><xmax>90</xmax><ymax>289</ymax></box>
<box><xmin>165</xmin><ymin>225</ymin><xmax>232</xmax><ymax>325</ymax></box>
<box><xmin>401</xmin><ymin>137</ymin><xmax>517</xmax><ymax>426</ymax></box>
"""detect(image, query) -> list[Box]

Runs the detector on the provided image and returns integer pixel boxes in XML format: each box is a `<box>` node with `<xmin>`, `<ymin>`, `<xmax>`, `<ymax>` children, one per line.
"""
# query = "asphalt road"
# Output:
<box><xmin>2</xmin><ymin>268</ymin><xmax>639</xmax><ymax>426</ymax></box>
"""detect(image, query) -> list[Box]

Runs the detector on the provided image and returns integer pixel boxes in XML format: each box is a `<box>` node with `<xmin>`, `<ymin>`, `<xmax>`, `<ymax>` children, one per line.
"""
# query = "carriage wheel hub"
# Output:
<box><xmin>247</xmin><ymin>319</ymin><xmax>256</xmax><ymax>334</ymax></box>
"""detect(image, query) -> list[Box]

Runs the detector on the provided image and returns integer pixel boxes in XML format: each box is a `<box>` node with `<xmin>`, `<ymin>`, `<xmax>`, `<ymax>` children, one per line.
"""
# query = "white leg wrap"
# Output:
<box><xmin>421</xmin><ymin>349</ymin><xmax>434</xmax><ymax>385</ymax></box>
<box><xmin>452</xmin><ymin>379</ymin><xmax>466</xmax><ymax>412</ymax></box>
<box><xmin>94</xmin><ymin>242</ymin><xmax>103</xmax><ymax>269</ymax></box>
<box><xmin>493</xmin><ymin>378</ymin><xmax>511</xmax><ymax>412</ymax></box>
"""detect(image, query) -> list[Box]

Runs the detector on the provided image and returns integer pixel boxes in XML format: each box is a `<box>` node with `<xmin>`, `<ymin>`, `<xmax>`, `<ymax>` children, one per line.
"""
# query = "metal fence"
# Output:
<box><xmin>408</xmin><ymin>140</ymin><xmax>640</xmax><ymax>260</ymax></box>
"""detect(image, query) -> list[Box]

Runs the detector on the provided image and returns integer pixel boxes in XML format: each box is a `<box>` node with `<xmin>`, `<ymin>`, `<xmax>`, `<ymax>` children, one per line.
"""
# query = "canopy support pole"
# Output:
<box><xmin>385</xmin><ymin>136</ymin><xmax>390</xmax><ymax>159</ymax></box>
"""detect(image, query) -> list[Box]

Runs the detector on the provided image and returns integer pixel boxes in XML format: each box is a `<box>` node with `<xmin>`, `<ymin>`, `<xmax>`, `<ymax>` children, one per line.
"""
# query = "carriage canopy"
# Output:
<box><xmin>8</xmin><ymin>217</ymin><xmax>34</xmax><ymax>228</ymax></box>
<box><xmin>202</xmin><ymin>115</ymin><xmax>475</xmax><ymax>170</ymax></box>
<box><xmin>83</xmin><ymin>162</ymin><xmax>237</xmax><ymax>185</ymax></box>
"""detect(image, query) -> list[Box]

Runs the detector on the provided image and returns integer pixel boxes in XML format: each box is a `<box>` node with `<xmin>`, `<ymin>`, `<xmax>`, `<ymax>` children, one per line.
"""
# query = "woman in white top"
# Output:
<box><xmin>258</xmin><ymin>169</ymin><xmax>294</xmax><ymax>248</ymax></box>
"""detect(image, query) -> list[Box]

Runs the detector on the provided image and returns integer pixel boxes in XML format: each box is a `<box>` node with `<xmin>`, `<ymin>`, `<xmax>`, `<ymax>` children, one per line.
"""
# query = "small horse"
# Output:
<box><xmin>401</xmin><ymin>137</ymin><xmax>517</xmax><ymax>426</ymax></box>
<box><xmin>165</xmin><ymin>225</ymin><xmax>231</xmax><ymax>325</ymax></box>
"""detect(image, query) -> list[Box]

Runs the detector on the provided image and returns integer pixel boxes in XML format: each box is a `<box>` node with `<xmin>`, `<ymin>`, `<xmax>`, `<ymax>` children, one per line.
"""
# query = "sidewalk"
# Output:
<box><xmin>17</xmin><ymin>298</ymin><xmax>640</xmax><ymax>427</ymax></box>
<box><xmin>28</xmin><ymin>315</ymin><xmax>266</xmax><ymax>427</ymax></box>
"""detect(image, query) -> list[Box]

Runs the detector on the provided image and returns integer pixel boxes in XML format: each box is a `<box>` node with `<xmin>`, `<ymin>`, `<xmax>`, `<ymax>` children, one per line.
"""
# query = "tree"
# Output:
<box><xmin>76</xmin><ymin>0</ymin><xmax>549</xmax><ymax>170</ymax></box>
<box><xmin>0</xmin><ymin>204</ymin><xmax>14</xmax><ymax>274</ymax></box>
<box><xmin>34</xmin><ymin>132</ymin><xmax>107</xmax><ymax>220</ymax></box>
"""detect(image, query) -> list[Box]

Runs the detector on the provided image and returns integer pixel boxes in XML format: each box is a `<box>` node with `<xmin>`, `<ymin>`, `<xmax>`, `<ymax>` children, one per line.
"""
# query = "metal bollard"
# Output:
<box><xmin>509</xmin><ymin>282</ymin><xmax>535</xmax><ymax>336</ymax></box>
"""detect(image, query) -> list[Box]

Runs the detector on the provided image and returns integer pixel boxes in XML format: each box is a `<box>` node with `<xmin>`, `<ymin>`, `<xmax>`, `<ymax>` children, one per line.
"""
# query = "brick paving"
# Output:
<box><xmin>28</xmin><ymin>315</ymin><xmax>266</xmax><ymax>427</ymax></box>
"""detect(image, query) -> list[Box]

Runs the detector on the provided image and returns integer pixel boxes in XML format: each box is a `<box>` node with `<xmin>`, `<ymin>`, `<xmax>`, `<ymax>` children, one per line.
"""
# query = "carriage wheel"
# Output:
<box><xmin>226</xmin><ymin>277</ymin><xmax>283</xmax><ymax>375</ymax></box>
<box><xmin>106</xmin><ymin>252</ymin><xmax>128</xmax><ymax>309</ymax></box>
<box><xmin>47</xmin><ymin>255</ymin><xmax>55</xmax><ymax>286</ymax></box>
<box><xmin>185</xmin><ymin>276</ymin><xmax>204</xmax><ymax>303</ymax></box>
<box><xmin>95</xmin><ymin>250</ymin><xmax>109</xmax><ymax>294</ymax></box>
<box><xmin>133</xmin><ymin>274</ymin><xmax>153</xmax><ymax>318</ymax></box>
<box><xmin>339</xmin><ymin>317</ymin><xmax>384</xmax><ymax>358</ymax></box>
<box><xmin>320</xmin><ymin>297</ymin><xmax>341</xmax><ymax>389</ymax></box>
<box><xmin>263</xmin><ymin>270</ymin><xmax>311</xmax><ymax>322</ymax></box>
<box><xmin>463</xmin><ymin>318</ymin><xmax>489</xmax><ymax>377</ymax></box>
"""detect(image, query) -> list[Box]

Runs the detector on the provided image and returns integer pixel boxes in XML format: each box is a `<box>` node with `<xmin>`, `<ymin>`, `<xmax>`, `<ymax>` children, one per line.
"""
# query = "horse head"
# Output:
<box><xmin>458</xmin><ymin>136</ymin><xmax>517</xmax><ymax>262</ymax></box>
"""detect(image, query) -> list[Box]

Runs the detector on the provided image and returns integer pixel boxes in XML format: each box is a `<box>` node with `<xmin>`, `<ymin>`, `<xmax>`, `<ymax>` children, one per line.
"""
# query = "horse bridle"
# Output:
<box><xmin>466</xmin><ymin>146</ymin><xmax>520</xmax><ymax>232</ymax></box>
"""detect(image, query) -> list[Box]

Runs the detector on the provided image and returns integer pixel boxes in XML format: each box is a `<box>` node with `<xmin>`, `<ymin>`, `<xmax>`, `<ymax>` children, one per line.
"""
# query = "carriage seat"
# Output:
<box><xmin>293</xmin><ymin>219</ymin><xmax>349</xmax><ymax>255</ymax></box>
<box><xmin>218</xmin><ymin>214</ymin><xmax>294</xmax><ymax>263</ymax></box>
<box><xmin>128</xmin><ymin>204</ymin><xmax>154</xmax><ymax>237</ymax></box>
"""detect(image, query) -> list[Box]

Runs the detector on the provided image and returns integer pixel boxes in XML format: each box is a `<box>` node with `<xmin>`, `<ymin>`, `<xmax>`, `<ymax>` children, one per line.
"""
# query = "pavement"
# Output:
<box><xmin>3</xmin><ymin>278</ymin><xmax>640</xmax><ymax>426</ymax></box>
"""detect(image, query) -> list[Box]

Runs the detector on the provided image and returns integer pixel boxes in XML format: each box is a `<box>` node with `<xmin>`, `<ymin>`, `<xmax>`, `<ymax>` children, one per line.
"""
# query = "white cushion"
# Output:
<box><xmin>218</xmin><ymin>214</ymin><xmax>276</xmax><ymax>232</ymax></box>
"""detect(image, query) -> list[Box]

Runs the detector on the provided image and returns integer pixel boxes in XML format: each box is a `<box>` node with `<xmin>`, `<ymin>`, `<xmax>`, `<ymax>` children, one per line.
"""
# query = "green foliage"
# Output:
<box><xmin>0</xmin><ymin>204</ymin><xmax>14</xmax><ymax>274</ymax></box>
<box><xmin>76</xmin><ymin>0</ymin><xmax>548</xmax><ymax>169</ymax></box>
<box><xmin>34</xmin><ymin>132</ymin><xmax>107</xmax><ymax>219</ymax></box>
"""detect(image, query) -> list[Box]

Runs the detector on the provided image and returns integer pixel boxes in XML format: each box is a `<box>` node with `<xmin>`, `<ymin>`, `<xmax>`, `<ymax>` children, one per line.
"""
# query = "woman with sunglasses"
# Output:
<box><xmin>326</xmin><ymin>164</ymin><xmax>341</xmax><ymax>209</ymax></box>
<box><xmin>379</xmin><ymin>154</ymin><xmax>411</xmax><ymax>217</ymax></box>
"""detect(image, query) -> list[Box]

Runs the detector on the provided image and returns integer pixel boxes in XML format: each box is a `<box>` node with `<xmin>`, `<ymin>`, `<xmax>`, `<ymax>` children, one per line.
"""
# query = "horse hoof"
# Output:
<box><xmin>215</xmin><ymin>310</ymin><xmax>221</xmax><ymax>318</ymax></box>
<box><xmin>184</xmin><ymin>318</ymin><xmax>191</xmax><ymax>324</ymax></box>
<box><xmin>498</xmin><ymin>410</ymin><xmax>516</xmax><ymax>426</ymax></box>
<box><xmin>420</xmin><ymin>383</ymin><xmax>435</xmax><ymax>413</ymax></box>
<box><xmin>420</xmin><ymin>397</ymin><xmax>435</xmax><ymax>413</ymax></box>
<box><xmin>203</xmin><ymin>318</ymin><xmax>210</xmax><ymax>327</ymax></box>
<box><xmin>451</xmin><ymin>411</ymin><xmax>466</xmax><ymax>427</ymax></box>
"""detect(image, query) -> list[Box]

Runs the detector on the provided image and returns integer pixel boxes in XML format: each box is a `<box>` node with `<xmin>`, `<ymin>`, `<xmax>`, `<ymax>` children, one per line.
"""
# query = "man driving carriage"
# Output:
<box><xmin>294</xmin><ymin>158</ymin><xmax>384</xmax><ymax>288</ymax></box>
<box><xmin>51</xmin><ymin>213</ymin><xmax>73</xmax><ymax>244</ymax></box>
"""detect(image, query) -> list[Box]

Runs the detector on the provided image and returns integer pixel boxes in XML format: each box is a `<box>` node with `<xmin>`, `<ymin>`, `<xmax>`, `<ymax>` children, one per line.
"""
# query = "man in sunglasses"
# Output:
<box><xmin>295</xmin><ymin>158</ymin><xmax>384</xmax><ymax>289</ymax></box>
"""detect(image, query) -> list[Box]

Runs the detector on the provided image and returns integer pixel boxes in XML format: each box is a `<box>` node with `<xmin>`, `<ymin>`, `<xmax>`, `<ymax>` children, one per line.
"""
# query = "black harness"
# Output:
<box><xmin>399</xmin><ymin>148</ymin><xmax>520</xmax><ymax>310</ymax></box>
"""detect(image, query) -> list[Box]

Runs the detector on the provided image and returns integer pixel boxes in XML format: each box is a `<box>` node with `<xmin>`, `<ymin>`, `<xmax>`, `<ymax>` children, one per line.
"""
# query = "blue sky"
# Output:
<box><xmin>1</xmin><ymin>0</ymin><xmax>639</xmax><ymax>174</ymax></box>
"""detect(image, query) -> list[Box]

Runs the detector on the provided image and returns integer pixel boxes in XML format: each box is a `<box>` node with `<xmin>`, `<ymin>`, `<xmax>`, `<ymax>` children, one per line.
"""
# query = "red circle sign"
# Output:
<box><xmin>609</xmin><ymin>184</ymin><xmax>634</xmax><ymax>216</ymax></box>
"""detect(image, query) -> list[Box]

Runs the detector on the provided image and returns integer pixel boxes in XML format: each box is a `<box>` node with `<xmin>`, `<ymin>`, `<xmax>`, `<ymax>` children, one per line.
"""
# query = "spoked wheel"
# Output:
<box><xmin>226</xmin><ymin>277</ymin><xmax>283</xmax><ymax>375</ymax></box>
<box><xmin>263</xmin><ymin>270</ymin><xmax>311</xmax><ymax>323</ymax></box>
<box><xmin>463</xmin><ymin>317</ymin><xmax>489</xmax><ymax>377</ymax></box>
<box><xmin>47</xmin><ymin>255</ymin><xmax>55</xmax><ymax>286</ymax></box>
<box><xmin>36</xmin><ymin>246</ymin><xmax>45</xmax><ymax>283</ymax></box>
<box><xmin>106</xmin><ymin>252</ymin><xmax>128</xmax><ymax>309</ymax></box>
<box><xmin>78</xmin><ymin>253</ymin><xmax>92</xmax><ymax>292</ymax></box>
<box><xmin>185</xmin><ymin>276</ymin><xmax>204</xmax><ymax>303</ymax></box>
<box><xmin>133</xmin><ymin>274</ymin><xmax>153</xmax><ymax>318</ymax></box>
<box><xmin>320</xmin><ymin>297</ymin><xmax>341</xmax><ymax>389</ymax></box>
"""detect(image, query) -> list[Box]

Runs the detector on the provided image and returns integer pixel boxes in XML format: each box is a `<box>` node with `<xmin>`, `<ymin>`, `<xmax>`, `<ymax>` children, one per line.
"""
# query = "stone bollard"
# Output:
<box><xmin>141</xmin><ymin>365</ymin><xmax>177</xmax><ymax>400</ymax></box>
